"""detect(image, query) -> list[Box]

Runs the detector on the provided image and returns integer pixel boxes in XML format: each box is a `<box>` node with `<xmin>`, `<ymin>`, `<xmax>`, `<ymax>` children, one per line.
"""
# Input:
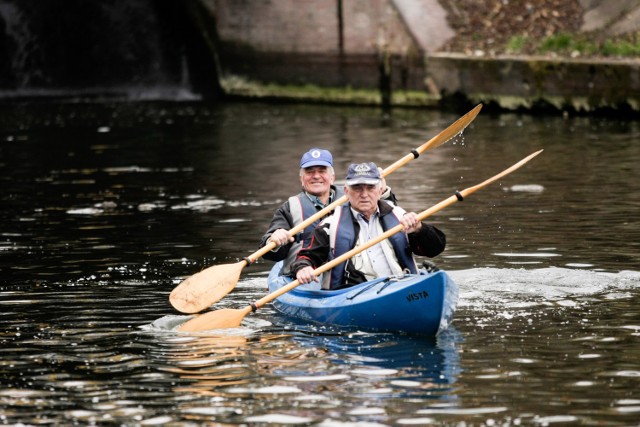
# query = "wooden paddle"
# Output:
<box><xmin>177</xmin><ymin>149</ymin><xmax>544</xmax><ymax>332</ymax></box>
<box><xmin>169</xmin><ymin>103</ymin><xmax>483</xmax><ymax>314</ymax></box>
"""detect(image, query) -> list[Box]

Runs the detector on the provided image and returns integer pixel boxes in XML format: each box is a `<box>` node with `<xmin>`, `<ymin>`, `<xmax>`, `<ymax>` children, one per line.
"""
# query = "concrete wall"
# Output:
<box><xmin>427</xmin><ymin>54</ymin><xmax>640</xmax><ymax>113</ymax></box>
<box><xmin>194</xmin><ymin>0</ymin><xmax>640</xmax><ymax>113</ymax></box>
<box><xmin>197</xmin><ymin>0</ymin><xmax>429</xmax><ymax>91</ymax></box>
<box><xmin>203</xmin><ymin>0</ymin><xmax>436</xmax><ymax>55</ymax></box>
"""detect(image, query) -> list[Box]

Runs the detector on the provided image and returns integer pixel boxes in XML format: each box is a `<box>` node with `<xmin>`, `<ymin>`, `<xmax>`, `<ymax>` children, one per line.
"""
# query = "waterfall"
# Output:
<box><xmin>0</xmin><ymin>0</ymin><xmax>220</xmax><ymax>101</ymax></box>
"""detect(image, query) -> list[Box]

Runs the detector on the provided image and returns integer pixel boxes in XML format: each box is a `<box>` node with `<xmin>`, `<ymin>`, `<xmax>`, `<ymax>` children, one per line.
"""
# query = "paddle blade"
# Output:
<box><xmin>169</xmin><ymin>261</ymin><xmax>246</xmax><ymax>313</ymax></box>
<box><xmin>178</xmin><ymin>308</ymin><xmax>247</xmax><ymax>332</ymax></box>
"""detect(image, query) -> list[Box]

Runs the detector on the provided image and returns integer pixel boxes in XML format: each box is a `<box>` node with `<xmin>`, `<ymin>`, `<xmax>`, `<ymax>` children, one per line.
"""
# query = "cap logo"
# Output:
<box><xmin>345</xmin><ymin>162</ymin><xmax>380</xmax><ymax>185</ymax></box>
<box><xmin>300</xmin><ymin>148</ymin><xmax>333</xmax><ymax>168</ymax></box>
<box><xmin>354</xmin><ymin>163</ymin><xmax>371</xmax><ymax>175</ymax></box>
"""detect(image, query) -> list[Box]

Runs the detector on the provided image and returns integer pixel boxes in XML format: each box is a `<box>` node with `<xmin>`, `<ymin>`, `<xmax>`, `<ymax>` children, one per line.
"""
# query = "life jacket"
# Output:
<box><xmin>283</xmin><ymin>186</ymin><xmax>343</xmax><ymax>275</ymax></box>
<box><xmin>323</xmin><ymin>202</ymin><xmax>418</xmax><ymax>290</ymax></box>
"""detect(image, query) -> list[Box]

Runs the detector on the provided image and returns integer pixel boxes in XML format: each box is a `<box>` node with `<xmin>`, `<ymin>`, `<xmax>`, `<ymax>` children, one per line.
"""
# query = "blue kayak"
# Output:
<box><xmin>267</xmin><ymin>262</ymin><xmax>458</xmax><ymax>336</ymax></box>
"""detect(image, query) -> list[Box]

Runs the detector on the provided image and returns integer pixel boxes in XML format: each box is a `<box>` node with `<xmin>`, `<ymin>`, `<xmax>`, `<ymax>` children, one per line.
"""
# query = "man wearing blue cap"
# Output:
<box><xmin>292</xmin><ymin>162</ymin><xmax>445</xmax><ymax>290</ymax></box>
<box><xmin>260</xmin><ymin>149</ymin><xmax>396</xmax><ymax>277</ymax></box>
<box><xmin>260</xmin><ymin>148</ymin><xmax>341</xmax><ymax>276</ymax></box>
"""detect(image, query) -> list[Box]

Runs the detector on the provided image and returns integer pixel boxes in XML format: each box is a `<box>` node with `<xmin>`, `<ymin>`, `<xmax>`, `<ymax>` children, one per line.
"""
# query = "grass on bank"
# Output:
<box><xmin>506</xmin><ymin>33</ymin><xmax>640</xmax><ymax>57</ymax></box>
<box><xmin>221</xmin><ymin>77</ymin><xmax>439</xmax><ymax>107</ymax></box>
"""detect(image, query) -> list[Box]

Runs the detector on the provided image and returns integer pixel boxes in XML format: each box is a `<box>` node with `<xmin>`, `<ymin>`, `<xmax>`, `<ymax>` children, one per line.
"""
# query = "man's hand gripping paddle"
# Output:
<box><xmin>178</xmin><ymin>149</ymin><xmax>544</xmax><ymax>331</ymax></box>
<box><xmin>169</xmin><ymin>104</ymin><xmax>483</xmax><ymax>314</ymax></box>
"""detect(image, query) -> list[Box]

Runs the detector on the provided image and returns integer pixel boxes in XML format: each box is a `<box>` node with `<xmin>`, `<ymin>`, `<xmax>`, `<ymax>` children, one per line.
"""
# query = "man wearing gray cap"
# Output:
<box><xmin>292</xmin><ymin>162</ymin><xmax>445</xmax><ymax>290</ymax></box>
<box><xmin>260</xmin><ymin>150</ymin><xmax>396</xmax><ymax>277</ymax></box>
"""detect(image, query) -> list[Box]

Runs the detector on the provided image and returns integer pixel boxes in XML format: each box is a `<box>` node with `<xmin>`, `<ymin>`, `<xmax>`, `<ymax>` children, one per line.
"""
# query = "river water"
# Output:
<box><xmin>1</xmin><ymin>101</ymin><xmax>639</xmax><ymax>426</ymax></box>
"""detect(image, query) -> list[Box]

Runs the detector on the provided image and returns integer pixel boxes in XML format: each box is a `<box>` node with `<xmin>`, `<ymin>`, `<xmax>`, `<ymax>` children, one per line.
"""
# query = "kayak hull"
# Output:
<box><xmin>267</xmin><ymin>262</ymin><xmax>458</xmax><ymax>336</ymax></box>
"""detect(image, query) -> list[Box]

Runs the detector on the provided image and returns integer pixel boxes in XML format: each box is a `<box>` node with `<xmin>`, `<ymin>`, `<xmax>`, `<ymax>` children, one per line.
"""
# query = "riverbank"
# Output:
<box><xmin>0</xmin><ymin>0</ymin><xmax>637</xmax><ymax>113</ymax></box>
<box><xmin>198</xmin><ymin>0</ymin><xmax>640</xmax><ymax>115</ymax></box>
<box><xmin>219</xmin><ymin>54</ymin><xmax>639</xmax><ymax>116</ymax></box>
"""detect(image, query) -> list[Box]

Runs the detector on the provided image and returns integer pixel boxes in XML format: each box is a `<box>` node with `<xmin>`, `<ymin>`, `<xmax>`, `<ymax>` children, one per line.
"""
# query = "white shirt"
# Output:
<box><xmin>351</xmin><ymin>208</ymin><xmax>403</xmax><ymax>280</ymax></box>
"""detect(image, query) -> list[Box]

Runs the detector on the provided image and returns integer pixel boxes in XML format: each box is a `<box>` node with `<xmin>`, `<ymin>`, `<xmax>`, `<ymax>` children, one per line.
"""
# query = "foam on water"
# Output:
<box><xmin>141</xmin><ymin>314</ymin><xmax>271</xmax><ymax>335</ymax></box>
<box><xmin>503</xmin><ymin>184</ymin><xmax>545</xmax><ymax>193</ymax></box>
<box><xmin>451</xmin><ymin>267</ymin><xmax>640</xmax><ymax>309</ymax></box>
<box><xmin>245</xmin><ymin>414</ymin><xmax>314</xmax><ymax>423</ymax></box>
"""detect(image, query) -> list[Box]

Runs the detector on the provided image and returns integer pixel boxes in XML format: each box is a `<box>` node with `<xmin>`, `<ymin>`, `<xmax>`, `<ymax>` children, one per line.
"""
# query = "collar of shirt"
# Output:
<box><xmin>304</xmin><ymin>188</ymin><xmax>335</xmax><ymax>210</ymax></box>
<box><xmin>351</xmin><ymin>207</ymin><xmax>380</xmax><ymax>224</ymax></box>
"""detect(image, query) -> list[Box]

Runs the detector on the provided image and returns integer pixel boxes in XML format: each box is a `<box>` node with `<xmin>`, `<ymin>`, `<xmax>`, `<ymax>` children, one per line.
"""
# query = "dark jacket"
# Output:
<box><xmin>291</xmin><ymin>200</ymin><xmax>446</xmax><ymax>289</ymax></box>
<box><xmin>260</xmin><ymin>185</ymin><xmax>397</xmax><ymax>275</ymax></box>
<box><xmin>260</xmin><ymin>186</ymin><xmax>343</xmax><ymax>274</ymax></box>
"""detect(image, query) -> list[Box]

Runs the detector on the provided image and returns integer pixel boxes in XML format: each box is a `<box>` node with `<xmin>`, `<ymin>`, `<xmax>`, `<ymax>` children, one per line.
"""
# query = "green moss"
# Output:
<box><xmin>220</xmin><ymin>77</ymin><xmax>439</xmax><ymax>107</ymax></box>
<box><xmin>506</xmin><ymin>35</ymin><xmax>530</xmax><ymax>54</ymax></box>
<box><xmin>531</xmin><ymin>32</ymin><xmax>640</xmax><ymax>58</ymax></box>
<box><xmin>538</xmin><ymin>34</ymin><xmax>575</xmax><ymax>53</ymax></box>
<box><xmin>602</xmin><ymin>39</ymin><xmax>640</xmax><ymax>57</ymax></box>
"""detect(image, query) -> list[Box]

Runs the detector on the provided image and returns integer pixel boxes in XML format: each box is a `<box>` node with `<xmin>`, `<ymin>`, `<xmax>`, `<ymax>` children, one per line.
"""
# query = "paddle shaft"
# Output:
<box><xmin>177</xmin><ymin>149</ymin><xmax>543</xmax><ymax>331</ymax></box>
<box><xmin>170</xmin><ymin>103</ymin><xmax>482</xmax><ymax>314</ymax></box>
<box><xmin>246</xmin><ymin>149</ymin><xmax>544</xmax><ymax>312</ymax></box>
<box><xmin>245</xmin><ymin>104</ymin><xmax>483</xmax><ymax>264</ymax></box>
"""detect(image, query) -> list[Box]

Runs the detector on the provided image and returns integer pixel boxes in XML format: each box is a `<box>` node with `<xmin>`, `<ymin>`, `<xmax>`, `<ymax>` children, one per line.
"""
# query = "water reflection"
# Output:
<box><xmin>1</xmin><ymin>101</ymin><xmax>640</xmax><ymax>425</ymax></box>
<box><xmin>139</xmin><ymin>314</ymin><xmax>463</xmax><ymax>424</ymax></box>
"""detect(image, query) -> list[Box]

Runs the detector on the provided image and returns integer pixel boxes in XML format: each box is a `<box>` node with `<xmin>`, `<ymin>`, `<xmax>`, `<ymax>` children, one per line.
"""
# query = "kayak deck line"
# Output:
<box><xmin>267</xmin><ymin>261</ymin><xmax>458</xmax><ymax>336</ymax></box>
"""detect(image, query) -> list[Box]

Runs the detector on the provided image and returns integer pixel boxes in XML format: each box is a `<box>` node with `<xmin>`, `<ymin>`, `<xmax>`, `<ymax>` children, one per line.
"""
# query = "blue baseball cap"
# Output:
<box><xmin>300</xmin><ymin>148</ymin><xmax>333</xmax><ymax>169</ymax></box>
<box><xmin>345</xmin><ymin>162</ymin><xmax>381</xmax><ymax>186</ymax></box>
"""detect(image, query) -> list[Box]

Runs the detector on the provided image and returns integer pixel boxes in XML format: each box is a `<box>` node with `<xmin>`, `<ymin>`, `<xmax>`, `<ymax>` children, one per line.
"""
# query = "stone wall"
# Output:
<box><xmin>202</xmin><ymin>0</ymin><xmax>424</xmax><ymax>54</ymax></box>
<box><xmin>197</xmin><ymin>0</ymin><xmax>423</xmax><ymax>91</ymax></box>
<box><xmin>194</xmin><ymin>0</ymin><xmax>640</xmax><ymax>113</ymax></box>
<box><xmin>427</xmin><ymin>54</ymin><xmax>640</xmax><ymax>113</ymax></box>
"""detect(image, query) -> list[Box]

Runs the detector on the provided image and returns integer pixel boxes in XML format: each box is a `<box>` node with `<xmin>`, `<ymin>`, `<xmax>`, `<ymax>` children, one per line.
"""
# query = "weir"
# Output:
<box><xmin>1</xmin><ymin>0</ymin><xmax>638</xmax><ymax>114</ymax></box>
<box><xmin>0</xmin><ymin>0</ymin><xmax>222</xmax><ymax>101</ymax></box>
